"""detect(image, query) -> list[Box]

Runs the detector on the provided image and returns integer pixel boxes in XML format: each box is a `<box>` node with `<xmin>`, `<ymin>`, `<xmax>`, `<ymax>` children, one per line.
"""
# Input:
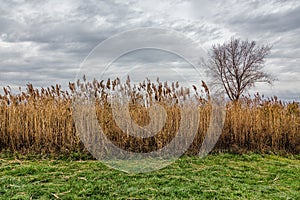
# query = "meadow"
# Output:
<box><xmin>0</xmin><ymin>153</ymin><xmax>299</xmax><ymax>199</ymax></box>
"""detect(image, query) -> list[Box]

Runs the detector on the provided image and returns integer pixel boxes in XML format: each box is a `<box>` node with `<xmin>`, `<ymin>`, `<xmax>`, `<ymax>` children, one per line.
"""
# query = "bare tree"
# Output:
<box><xmin>207</xmin><ymin>37</ymin><xmax>274</xmax><ymax>101</ymax></box>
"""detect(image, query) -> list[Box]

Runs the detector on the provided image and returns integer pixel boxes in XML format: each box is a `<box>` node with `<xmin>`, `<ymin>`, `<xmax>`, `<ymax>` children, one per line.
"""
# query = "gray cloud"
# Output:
<box><xmin>228</xmin><ymin>3</ymin><xmax>300</xmax><ymax>34</ymax></box>
<box><xmin>0</xmin><ymin>0</ymin><xmax>299</xmax><ymax>101</ymax></box>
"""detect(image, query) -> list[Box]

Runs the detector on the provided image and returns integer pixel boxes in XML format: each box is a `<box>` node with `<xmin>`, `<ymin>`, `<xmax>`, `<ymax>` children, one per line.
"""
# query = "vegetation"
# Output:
<box><xmin>0</xmin><ymin>77</ymin><xmax>299</xmax><ymax>156</ymax></box>
<box><xmin>0</xmin><ymin>77</ymin><xmax>299</xmax><ymax>199</ymax></box>
<box><xmin>0</xmin><ymin>153</ymin><xmax>299</xmax><ymax>199</ymax></box>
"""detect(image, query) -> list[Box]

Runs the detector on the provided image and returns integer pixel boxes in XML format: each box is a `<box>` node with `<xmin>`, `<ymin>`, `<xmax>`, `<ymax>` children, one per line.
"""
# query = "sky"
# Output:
<box><xmin>0</xmin><ymin>0</ymin><xmax>299</xmax><ymax>101</ymax></box>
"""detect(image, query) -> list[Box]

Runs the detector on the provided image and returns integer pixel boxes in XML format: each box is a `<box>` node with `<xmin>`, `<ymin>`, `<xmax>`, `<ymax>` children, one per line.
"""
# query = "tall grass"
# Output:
<box><xmin>0</xmin><ymin>77</ymin><xmax>299</xmax><ymax>156</ymax></box>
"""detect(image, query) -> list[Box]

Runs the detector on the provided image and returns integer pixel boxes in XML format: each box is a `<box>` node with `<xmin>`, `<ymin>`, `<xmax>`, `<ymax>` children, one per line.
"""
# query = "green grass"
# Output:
<box><xmin>0</xmin><ymin>153</ymin><xmax>299</xmax><ymax>199</ymax></box>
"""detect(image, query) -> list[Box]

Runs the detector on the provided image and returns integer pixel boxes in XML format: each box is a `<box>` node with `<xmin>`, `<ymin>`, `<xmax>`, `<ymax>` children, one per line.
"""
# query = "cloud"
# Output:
<box><xmin>0</xmin><ymin>0</ymin><xmax>299</xmax><ymax>100</ymax></box>
<box><xmin>0</xmin><ymin>0</ymin><xmax>145</xmax><ymax>90</ymax></box>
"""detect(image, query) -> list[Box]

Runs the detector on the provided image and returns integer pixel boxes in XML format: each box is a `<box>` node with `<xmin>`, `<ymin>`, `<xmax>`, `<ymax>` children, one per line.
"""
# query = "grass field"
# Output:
<box><xmin>0</xmin><ymin>153</ymin><xmax>299</xmax><ymax>199</ymax></box>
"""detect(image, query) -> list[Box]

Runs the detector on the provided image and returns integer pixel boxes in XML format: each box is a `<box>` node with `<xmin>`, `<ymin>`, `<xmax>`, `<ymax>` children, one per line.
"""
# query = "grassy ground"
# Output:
<box><xmin>0</xmin><ymin>153</ymin><xmax>299</xmax><ymax>199</ymax></box>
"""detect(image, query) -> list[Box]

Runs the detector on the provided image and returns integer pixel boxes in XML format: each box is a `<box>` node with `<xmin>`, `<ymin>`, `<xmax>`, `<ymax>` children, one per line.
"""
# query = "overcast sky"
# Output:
<box><xmin>0</xmin><ymin>0</ymin><xmax>299</xmax><ymax>101</ymax></box>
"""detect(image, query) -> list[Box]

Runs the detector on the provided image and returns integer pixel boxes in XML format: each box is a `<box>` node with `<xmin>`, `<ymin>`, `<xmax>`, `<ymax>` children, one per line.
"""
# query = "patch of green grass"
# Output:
<box><xmin>0</xmin><ymin>153</ymin><xmax>299</xmax><ymax>199</ymax></box>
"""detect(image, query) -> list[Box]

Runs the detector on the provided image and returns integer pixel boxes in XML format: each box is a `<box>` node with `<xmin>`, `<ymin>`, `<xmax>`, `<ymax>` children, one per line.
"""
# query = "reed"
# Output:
<box><xmin>0</xmin><ymin>77</ymin><xmax>299</xmax><ymax>156</ymax></box>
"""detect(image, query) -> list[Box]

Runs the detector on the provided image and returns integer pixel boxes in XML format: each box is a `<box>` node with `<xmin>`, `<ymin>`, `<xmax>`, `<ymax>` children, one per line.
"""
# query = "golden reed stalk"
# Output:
<box><xmin>0</xmin><ymin>77</ymin><xmax>299</xmax><ymax>156</ymax></box>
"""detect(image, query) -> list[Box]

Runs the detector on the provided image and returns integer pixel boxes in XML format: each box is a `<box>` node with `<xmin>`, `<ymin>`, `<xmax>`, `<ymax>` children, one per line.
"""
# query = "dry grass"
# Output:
<box><xmin>0</xmin><ymin>77</ymin><xmax>299</xmax><ymax>156</ymax></box>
